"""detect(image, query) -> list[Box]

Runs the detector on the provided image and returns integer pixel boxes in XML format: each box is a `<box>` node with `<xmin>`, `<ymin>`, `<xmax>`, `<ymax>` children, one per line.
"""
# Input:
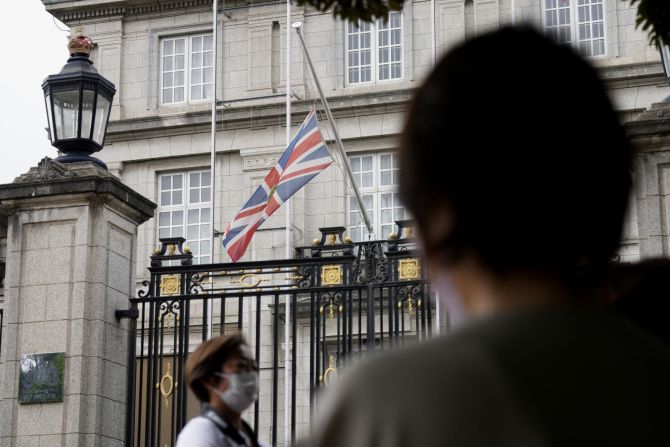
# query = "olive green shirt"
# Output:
<box><xmin>306</xmin><ymin>309</ymin><xmax>670</xmax><ymax>447</ymax></box>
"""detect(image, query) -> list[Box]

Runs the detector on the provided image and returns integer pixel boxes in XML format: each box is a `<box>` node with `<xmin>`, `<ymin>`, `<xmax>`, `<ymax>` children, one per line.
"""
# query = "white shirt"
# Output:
<box><xmin>176</xmin><ymin>409</ymin><xmax>270</xmax><ymax>447</ymax></box>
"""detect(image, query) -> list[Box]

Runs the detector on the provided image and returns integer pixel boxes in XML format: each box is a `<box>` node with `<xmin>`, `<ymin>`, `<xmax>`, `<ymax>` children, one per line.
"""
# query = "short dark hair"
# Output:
<box><xmin>400</xmin><ymin>26</ymin><xmax>632</xmax><ymax>279</ymax></box>
<box><xmin>185</xmin><ymin>333</ymin><xmax>246</xmax><ymax>402</ymax></box>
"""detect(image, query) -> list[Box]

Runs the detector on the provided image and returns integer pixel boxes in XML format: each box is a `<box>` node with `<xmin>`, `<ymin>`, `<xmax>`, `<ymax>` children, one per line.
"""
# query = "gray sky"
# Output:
<box><xmin>0</xmin><ymin>2</ymin><xmax>70</xmax><ymax>183</ymax></box>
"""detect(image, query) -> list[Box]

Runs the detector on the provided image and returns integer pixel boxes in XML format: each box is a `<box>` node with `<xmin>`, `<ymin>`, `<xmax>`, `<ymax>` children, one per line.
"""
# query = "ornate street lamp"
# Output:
<box><xmin>42</xmin><ymin>33</ymin><xmax>116</xmax><ymax>169</ymax></box>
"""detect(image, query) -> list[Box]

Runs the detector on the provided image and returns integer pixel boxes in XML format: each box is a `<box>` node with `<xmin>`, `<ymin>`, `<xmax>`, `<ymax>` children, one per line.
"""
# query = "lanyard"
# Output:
<box><xmin>202</xmin><ymin>408</ymin><xmax>259</xmax><ymax>447</ymax></box>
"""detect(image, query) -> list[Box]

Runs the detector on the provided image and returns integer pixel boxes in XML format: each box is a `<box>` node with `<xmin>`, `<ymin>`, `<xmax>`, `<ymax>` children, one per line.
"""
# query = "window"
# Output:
<box><xmin>348</xmin><ymin>153</ymin><xmax>407</xmax><ymax>241</ymax></box>
<box><xmin>346</xmin><ymin>11</ymin><xmax>403</xmax><ymax>85</ymax></box>
<box><xmin>158</xmin><ymin>170</ymin><xmax>212</xmax><ymax>263</ymax></box>
<box><xmin>161</xmin><ymin>34</ymin><xmax>214</xmax><ymax>105</ymax></box>
<box><xmin>544</xmin><ymin>0</ymin><xmax>605</xmax><ymax>57</ymax></box>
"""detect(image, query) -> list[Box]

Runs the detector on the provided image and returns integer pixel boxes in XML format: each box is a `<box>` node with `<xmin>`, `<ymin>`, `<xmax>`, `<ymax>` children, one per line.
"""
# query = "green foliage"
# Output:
<box><xmin>630</xmin><ymin>0</ymin><xmax>670</xmax><ymax>47</ymax></box>
<box><xmin>293</xmin><ymin>0</ymin><xmax>405</xmax><ymax>23</ymax></box>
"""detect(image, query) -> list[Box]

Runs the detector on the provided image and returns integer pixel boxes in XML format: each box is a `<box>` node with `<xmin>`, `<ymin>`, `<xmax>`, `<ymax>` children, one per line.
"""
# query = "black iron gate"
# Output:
<box><xmin>122</xmin><ymin>223</ymin><xmax>435</xmax><ymax>446</ymax></box>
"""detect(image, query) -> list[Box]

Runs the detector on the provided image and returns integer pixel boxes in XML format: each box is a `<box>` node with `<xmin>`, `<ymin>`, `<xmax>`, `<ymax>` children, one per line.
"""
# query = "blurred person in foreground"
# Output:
<box><xmin>177</xmin><ymin>334</ymin><xmax>268</xmax><ymax>447</ymax></box>
<box><xmin>306</xmin><ymin>26</ymin><xmax>670</xmax><ymax>447</ymax></box>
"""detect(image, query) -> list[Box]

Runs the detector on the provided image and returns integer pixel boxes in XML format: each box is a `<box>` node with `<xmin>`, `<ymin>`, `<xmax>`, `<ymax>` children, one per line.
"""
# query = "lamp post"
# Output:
<box><xmin>42</xmin><ymin>33</ymin><xmax>116</xmax><ymax>169</ymax></box>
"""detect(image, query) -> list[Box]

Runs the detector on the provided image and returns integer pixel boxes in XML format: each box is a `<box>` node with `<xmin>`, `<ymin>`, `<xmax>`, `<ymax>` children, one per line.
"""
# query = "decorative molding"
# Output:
<box><xmin>14</xmin><ymin>158</ymin><xmax>75</xmax><ymax>184</ymax></box>
<box><xmin>160</xmin><ymin>274</ymin><xmax>181</xmax><ymax>295</ymax></box>
<box><xmin>106</xmin><ymin>89</ymin><xmax>415</xmax><ymax>142</ymax></box>
<box><xmin>242</xmin><ymin>154</ymin><xmax>280</xmax><ymax>171</ymax></box>
<box><xmin>52</xmin><ymin>0</ymin><xmax>212</xmax><ymax>22</ymax></box>
<box><xmin>626</xmin><ymin>102</ymin><xmax>670</xmax><ymax>140</ymax></box>
<box><xmin>54</xmin><ymin>0</ymin><xmax>286</xmax><ymax>22</ymax></box>
<box><xmin>58</xmin><ymin>6</ymin><xmax>126</xmax><ymax>22</ymax></box>
<box><xmin>127</xmin><ymin>0</ymin><xmax>211</xmax><ymax>15</ymax></box>
<box><xmin>321</xmin><ymin>265</ymin><xmax>342</xmax><ymax>286</ymax></box>
<box><xmin>0</xmin><ymin>160</ymin><xmax>155</xmax><ymax>223</ymax></box>
<box><xmin>398</xmin><ymin>258</ymin><xmax>420</xmax><ymax>280</ymax></box>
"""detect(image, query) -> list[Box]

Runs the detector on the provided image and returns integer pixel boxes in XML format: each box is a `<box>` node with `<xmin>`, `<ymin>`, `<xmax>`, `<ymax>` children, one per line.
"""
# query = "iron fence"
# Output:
<box><xmin>122</xmin><ymin>223</ymin><xmax>435</xmax><ymax>446</ymax></box>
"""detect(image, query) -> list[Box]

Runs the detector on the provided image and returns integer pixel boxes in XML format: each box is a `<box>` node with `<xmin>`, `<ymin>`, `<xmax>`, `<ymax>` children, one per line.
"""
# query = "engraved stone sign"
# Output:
<box><xmin>18</xmin><ymin>352</ymin><xmax>65</xmax><ymax>404</ymax></box>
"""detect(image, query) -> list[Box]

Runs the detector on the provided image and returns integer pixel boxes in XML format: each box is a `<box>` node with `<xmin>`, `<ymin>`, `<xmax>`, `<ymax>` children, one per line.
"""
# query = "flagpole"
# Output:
<box><xmin>284</xmin><ymin>0</ymin><xmax>292</xmax><ymax>444</ymax></box>
<box><xmin>431</xmin><ymin>0</ymin><xmax>436</xmax><ymax>66</ymax></box>
<box><xmin>427</xmin><ymin>1</ymin><xmax>441</xmax><ymax>337</ymax></box>
<box><xmin>293</xmin><ymin>23</ymin><xmax>374</xmax><ymax>236</ymax></box>
<box><xmin>427</xmin><ymin>2</ymin><xmax>442</xmax><ymax>336</ymax></box>
<box><xmin>207</xmin><ymin>0</ymin><xmax>218</xmax><ymax>341</ymax></box>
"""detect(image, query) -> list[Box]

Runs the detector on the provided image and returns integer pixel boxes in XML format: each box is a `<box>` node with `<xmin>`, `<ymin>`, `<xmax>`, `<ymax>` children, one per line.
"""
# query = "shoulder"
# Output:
<box><xmin>307</xmin><ymin>309</ymin><xmax>670</xmax><ymax>447</ymax></box>
<box><xmin>176</xmin><ymin>416</ymin><xmax>222</xmax><ymax>447</ymax></box>
<box><xmin>307</xmin><ymin>326</ymin><xmax>512</xmax><ymax>447</ymax></box>
<box><xmin>347</xmin><ymin>313</ymin><xmax>524</xmax><ymax>386</ymax></box>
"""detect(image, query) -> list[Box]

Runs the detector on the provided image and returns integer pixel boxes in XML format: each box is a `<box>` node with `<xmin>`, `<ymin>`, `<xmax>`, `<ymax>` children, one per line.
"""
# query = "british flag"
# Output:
<box><xmin>223</xmin><ymin>109</ymin><xmax>333</xmax><ymax>262</ymax></box>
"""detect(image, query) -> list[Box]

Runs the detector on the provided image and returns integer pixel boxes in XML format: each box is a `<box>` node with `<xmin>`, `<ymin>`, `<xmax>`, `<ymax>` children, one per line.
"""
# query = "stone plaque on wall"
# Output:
<box><xmin>18</xmin><ymin>352</ymin><xmax>65</xmax><ymax>404</ymax></box>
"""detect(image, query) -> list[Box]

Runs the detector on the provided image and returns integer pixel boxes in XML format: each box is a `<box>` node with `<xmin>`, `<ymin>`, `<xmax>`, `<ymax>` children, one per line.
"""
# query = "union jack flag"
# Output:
<box><xmin>223</xmin><ymin>109</ymin><xmax>333</xmax><ymax>262</ymax></box>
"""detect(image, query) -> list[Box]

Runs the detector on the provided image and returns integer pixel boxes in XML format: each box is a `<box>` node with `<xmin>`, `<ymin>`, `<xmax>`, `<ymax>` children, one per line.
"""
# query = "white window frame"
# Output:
<box><xmin>345</xmin><ymin>11</ymin><xmax>404</xmax><ymax>86</ymax></box>
<box><xmin>157</xmin><ymin>169</ymin><xmax>212</xmax><ymax>264</ymax></box>
<box><xmin>543</xmin><ymin>0</ymin><xmax>606</xmax><ymax>58</ymax></box>
<box><xmin>347</xmin><ymin>152</ymin><xmax>406</xmax><ymax>241</ymax></box>
<box><xmin>160</xmin><ymin>33</ymin><xmax>214</xmax><ymax>106</ymax></box>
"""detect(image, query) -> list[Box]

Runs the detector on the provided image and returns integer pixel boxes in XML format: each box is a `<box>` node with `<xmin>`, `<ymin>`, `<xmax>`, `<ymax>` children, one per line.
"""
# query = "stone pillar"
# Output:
<box><xmin>627</xmin><ymin>101</ymin><xmax>670</xmax><ymax>259</ymax></box>
<box><xmin>0</xmin><ymin>158</ymin><xmax>155</xmax><ymax>447</ymax></box>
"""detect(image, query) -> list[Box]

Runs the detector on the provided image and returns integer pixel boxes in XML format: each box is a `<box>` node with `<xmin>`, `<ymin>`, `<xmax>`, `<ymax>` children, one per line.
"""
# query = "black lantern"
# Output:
<box><xmin>42</xmin><ymin>33</ymin><xmax>116</xmax><ymax>169</ymax></box>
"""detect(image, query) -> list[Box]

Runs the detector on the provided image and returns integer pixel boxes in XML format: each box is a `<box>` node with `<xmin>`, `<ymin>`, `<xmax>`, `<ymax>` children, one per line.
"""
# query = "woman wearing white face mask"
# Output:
<box><xmin>177</xmin><ymin>333</ymin><xmax>269</xmax><ymax>447</ymax></box>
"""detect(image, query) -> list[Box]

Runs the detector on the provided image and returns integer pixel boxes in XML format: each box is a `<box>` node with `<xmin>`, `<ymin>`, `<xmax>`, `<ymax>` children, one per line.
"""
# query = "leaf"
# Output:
<box><xmin>629</xmin><ymin>0</ymin><xmax>670</xmax><ymax>48</ymax></box>
<box><xmin>293</xmin><ymin>0</ymin><xmax>406</xmax><ymax>22</ymax></box>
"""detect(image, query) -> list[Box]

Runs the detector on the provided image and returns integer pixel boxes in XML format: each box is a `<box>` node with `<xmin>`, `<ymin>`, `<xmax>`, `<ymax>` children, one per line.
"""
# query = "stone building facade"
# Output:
<box><xmin>1</xmin><ymin>0</ymin><xmax>670</xmax><ymax>445</ymax></box>
<box><xmin>34</xmin><ymin>0</ymin><xmax>670</xmax><ymax>274</ymax></box>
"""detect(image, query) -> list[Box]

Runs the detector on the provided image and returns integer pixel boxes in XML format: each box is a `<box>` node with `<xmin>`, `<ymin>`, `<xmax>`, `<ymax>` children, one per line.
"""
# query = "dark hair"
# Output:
<box><xmin>400</xmin><ymin>26</ymin><xmax>632</xmax><ymax>280</ymax></box>
<box><xmin>185</xmin><ymin>333</ymin><xmax>246</xmax><ymax>402</ymax></box>
<box><xmin>605</xmin><ymin>259</ymin><xmax>670</xmax><ymax>346</ymax></box>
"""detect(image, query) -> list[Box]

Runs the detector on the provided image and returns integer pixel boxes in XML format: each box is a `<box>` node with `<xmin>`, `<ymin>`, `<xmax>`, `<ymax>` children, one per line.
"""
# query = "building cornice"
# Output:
<box><xmin>43</xmin><ymin>0</ymin><xmax>212</xmax><ymax>22</ymax></box>
<box><xmin>599</xmin><ymin>61</ymin><xmax>668</xmax><ymax>90</ymax></box>
<box><xmin>106</xmin><ymin>61</ymin><xmax>667</xmax><ymax>143</ymax></box>
<box><xmin>43</xmin><ymin>0</ymin><xmax>286</xmax><ymax>22</ymax></box>
<box><xmin>106</xmin><ymin>89</ymin><xmax>414</xmax><ymax>143</ymax></box>
<box><xmin>0</xmin><ymin>158</ymin><xmax>156</xmax><ymax>223</ymax></box>
<box><xmin>626</xmin><ymin>101</ymin><xmax>670</xmax><ymax>150</ymax></box>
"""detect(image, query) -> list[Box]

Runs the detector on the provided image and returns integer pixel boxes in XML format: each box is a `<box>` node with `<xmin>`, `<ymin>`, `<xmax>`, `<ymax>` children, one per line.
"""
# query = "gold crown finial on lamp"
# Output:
<box><xmin>68</xmin><ymin>32</ymin><xmax>94</xmax><ymax>56</ymax></box>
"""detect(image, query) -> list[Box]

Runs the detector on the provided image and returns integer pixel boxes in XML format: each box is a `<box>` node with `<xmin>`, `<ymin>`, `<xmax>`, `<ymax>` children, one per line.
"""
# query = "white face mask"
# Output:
<box><xmin>212</xmin><ymin>372</ymin><xmax>259</xmax><ymax>414</ymax></box>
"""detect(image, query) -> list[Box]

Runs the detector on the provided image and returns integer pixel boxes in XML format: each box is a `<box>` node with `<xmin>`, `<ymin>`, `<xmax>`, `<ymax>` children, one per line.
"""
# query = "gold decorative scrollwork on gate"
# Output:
<box><xmin>158</xmin><ymin>362</ymin><xmax>175</xmax><ymax>409</ymax></box>
<box><xmin>321</xmin><ymin>355</ymin><xmax>337</xmax><ymax>388</ymax></box>
<box><xmin>160</xmin><ymin>275</ymin><xmax>180</xmax><ymax>295</ymax></box>
<box><xmin>399</xmin><ymin>294</ymin><xmax>420</xmax><ymax>316</ymax></box>
<box><xmin>398</xmin><ymin>259</ymin><xmax>420</xmax><ymax>280</ymax></box>
<box><xmin>320</xmin><ymin>304</ymin><xmax>331</xmax><ymax>319</ymax></box>
<box><xmin>229</xmin><ymin>274</ymin><xmax>267</xmax><ymax>288</ymax></box>
<box><xmin>322</xmin><ymin>265</ymin><xmax>342</xmax><ymax>286</ymax></box>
